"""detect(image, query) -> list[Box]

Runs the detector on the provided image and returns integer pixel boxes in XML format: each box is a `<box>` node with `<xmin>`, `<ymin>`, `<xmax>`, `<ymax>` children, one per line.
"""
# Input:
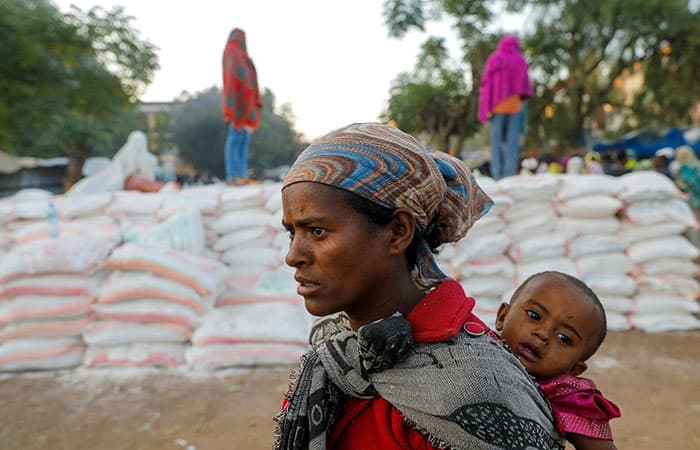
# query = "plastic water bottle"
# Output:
<box><xmin>47</xmin><ymin>201</ymin><xmax>59</xmax><ymax>238</ymax></box>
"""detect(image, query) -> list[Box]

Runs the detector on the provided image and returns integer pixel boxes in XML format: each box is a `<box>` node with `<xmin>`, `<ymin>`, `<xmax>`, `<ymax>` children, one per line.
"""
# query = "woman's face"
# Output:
<box><xmin>282</xmin><ymin>182</ymin><xmax>397</xmax><ymax>319</ymax></box>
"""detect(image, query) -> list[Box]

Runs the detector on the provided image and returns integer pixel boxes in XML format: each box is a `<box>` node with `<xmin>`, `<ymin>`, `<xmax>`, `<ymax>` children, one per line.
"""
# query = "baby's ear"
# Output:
<box><xmin>495</xmin><ymin>303</ymin><xmax>510</xmax><ymax>331</ymax></box>
<box><xmin>570</xmin><ymin>360</ymin><xmax>587</xmax><ymax>377</ymax></box>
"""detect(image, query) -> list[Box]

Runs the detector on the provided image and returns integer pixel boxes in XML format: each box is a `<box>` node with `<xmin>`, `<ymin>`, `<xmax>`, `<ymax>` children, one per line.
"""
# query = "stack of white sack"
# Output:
<box><xmin>107</xmin><ymin>191</ymin><xmax>164</xmax><ymax>229</ymax></box>
<box><xmin>498</xmin><ymin>174</ymin><xmax>578</xmax><ymax>287</ymax></box>
<box><xmin>187</xmin><ymin>265</ymin><xmax>311</xmax><ymax>371</ymax></box>
<box><xmin>1</xmin><ymin>190</ymin><xmax>118</xmax><ymax>252</ymax></box>
<box><xmin>444</xmin><ymin>176</ymin><xmax>515</xmax><ymax>326</ymax></box>
<box><xmin>85</xmin><ymin>242</ymin><xmax>228</xmax><ymax>369</ymax></box>
<box><xmin>156</xmin><ymin>184</ymin><xmax>224</xmax><ymax>257</ymax></box>
<box><xmin>0</xmin><ymin>237</ymin><xmax>115</xmax><ymax>371</ymax></box>
<box><xmin>618</xmin><ymin>171</ymin><xmax>700</xmax><ymax>332</ymax></box>
<box><xmin>210</xmin><ymin>183</ymin><xmax>286</xmax><ymax>276</ymax></box>
<box><xmin>0</xmin><ymin>214</ymin><xmax>9</xmax><ymax>261</ymax></box>
<box><xmin>0</xmin><ymin>190</ymin><xmax>55</xmax><ymax>241</ymax></box>
<box><xmin>553</xmin><ymin>175</ymin><xmax>632</xmax><ymax>330</ymax></box>
<box><xmin>121</xmin><ymin>207</ymin><xmax>209</xmax><ymax>257</ymax></box>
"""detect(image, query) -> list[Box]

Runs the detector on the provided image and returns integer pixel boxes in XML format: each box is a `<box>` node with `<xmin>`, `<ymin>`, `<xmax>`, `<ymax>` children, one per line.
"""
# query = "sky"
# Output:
<box><xmin>54</xmin><ymin>1</ymin><xmax>520</xmax><ymax>140</ymax></box>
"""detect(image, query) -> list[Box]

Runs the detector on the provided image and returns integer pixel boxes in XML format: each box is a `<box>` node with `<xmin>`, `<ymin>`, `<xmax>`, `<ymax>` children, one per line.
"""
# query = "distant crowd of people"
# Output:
<box><xmin>513</xmin><ymin>144</ymin><xmax>700</xmax><ymax>213</ymax></box>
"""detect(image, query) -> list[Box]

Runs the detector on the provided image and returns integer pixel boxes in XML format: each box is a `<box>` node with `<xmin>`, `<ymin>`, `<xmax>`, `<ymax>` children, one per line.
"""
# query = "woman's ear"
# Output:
<box><xmin>388</xmin><ymin>209</ymin><xmax>416</xmax><ymax>255</ymax></box>
<box><xmin>495</xmin><ymin>302</ymin><xmax>510</xmax><ymax>331</ymax></box>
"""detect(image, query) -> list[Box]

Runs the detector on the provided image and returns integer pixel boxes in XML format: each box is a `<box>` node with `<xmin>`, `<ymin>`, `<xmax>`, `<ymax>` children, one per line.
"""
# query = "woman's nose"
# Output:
<box><xmin>285</xmin><ymin>235</ymin><xmax>308</xmax><ymax>267</ymax></box>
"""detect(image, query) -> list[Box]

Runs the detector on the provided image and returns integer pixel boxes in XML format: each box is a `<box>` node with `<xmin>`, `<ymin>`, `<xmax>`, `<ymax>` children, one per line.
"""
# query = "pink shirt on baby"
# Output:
<box><xmin>538</xmin><ymin>374</ymin><xmax>621</xmax><ymax>440</ymax></box>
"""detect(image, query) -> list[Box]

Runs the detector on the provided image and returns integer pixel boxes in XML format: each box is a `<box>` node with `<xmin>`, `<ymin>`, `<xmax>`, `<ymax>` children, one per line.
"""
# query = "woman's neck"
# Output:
<box><xmin>347</xmin><ymin>275</ymin><xmax>426</xmax><ymax>331</ymax></box>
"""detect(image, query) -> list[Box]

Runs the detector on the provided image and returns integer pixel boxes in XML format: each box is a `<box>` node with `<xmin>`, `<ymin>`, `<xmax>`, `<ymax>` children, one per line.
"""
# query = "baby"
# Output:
<box><xmin>495</xmin><ymin>271</ymin><xmax>621</xmax><ymax>450</ymax></box>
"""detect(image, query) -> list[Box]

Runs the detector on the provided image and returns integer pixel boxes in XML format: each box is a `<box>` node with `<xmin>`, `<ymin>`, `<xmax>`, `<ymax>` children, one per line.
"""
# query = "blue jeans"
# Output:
<box><xmin>225</xmin><ymin>124</ymin><xmax>251</xmax><ymax>180</ymax></box>
<box><xmin>489</xmin><ymin>112</ymin><xmax>522</xmax><ymax>180</ymax></box>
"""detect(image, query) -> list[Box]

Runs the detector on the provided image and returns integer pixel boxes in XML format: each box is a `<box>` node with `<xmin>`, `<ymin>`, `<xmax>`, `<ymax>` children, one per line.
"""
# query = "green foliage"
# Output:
<box><xmin>382</xmin><ymin>1</ymin><xmax>504</xmax><ymax>150</ymax></box>
<box><xmin>383</xmin><ymin>0</ymin><xmax>699</xmax><ymax>151</ymax></box>
<box><xmin>382</xmin><ymin>38</ymin><xmax>473</xmax><ymax>151</ymax></box>
<box><xmin>171</xmin><ymin>87</ymin><xmax>305</xmax><ymax>179</ymax></box>
<box><xmin>518</xmin><ymin>0</ymin><xmax>700</xmax><ymax>146</ymax></box>
<box><xmin>0</xmin><ymin>0</ymin><xmax>158</xmax><ymax>188</ymax></box>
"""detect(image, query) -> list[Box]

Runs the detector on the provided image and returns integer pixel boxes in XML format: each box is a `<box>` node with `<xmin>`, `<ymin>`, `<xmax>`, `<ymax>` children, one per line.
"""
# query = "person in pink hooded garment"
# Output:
<box><xmin>479</xmin><ymin>35</ymin><xmax>533</xmax><ymax>180</ymax></box>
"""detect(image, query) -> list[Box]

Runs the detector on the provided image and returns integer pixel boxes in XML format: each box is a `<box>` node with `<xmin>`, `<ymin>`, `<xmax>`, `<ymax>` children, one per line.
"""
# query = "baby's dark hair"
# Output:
<box><xmin>511</xmin><ymin>271</ymin><xmax>607</xmax><ymax>361</ymax></box>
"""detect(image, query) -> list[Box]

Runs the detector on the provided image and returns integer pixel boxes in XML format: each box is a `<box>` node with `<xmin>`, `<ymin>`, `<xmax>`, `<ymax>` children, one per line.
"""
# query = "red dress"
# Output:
<box><xmin>537</xmin><ymin>374</ymin><xmax>621</xmax><ymax>440</ymax></box>
<box><xmin>327</xmin><ymin>280</ymin><xmax>483</xmax><ymax>449</ymax></box>
<box><xmin>280</xmin><ymin>280</ymin><xmax>486</xmax><ymax>449</ymax></box>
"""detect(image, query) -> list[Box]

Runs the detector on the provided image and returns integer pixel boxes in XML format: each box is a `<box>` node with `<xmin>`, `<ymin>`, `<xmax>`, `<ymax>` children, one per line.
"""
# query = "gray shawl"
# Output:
<box><xmin>273</xmin><ymin>312</ymin><xmax>564</xmax><ymax>450</ymax></box>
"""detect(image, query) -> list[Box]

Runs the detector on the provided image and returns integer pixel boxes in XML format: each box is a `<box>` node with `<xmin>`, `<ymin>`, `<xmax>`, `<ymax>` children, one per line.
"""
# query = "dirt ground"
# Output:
<box><xmin>2</xmin><ymin>331</ymin><xmax>699</xmax><ymax>450</ymax></box>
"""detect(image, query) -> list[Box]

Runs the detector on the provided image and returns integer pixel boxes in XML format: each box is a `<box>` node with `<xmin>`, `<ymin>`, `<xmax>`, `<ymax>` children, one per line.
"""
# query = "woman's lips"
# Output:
<box><xmin>297</xmin><ymin>282</ymin><xmax>320</xmax><ymax>297</ymax></box>
<box><xmin>295</xmin><ymin>276</ymin><xmax>320</xmax><ymax>297</ymax></box>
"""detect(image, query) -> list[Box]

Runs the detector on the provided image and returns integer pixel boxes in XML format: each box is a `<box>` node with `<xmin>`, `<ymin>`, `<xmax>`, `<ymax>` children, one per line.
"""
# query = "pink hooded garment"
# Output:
<box><xmin>478</xmin><ymin>35</ymin><xmax>533</xmax><ymax>124</ymax></box>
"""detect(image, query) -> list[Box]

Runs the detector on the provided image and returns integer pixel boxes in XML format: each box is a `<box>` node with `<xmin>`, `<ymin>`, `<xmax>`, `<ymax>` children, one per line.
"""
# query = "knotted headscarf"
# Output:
<box><xmin>282</xmin><ymin>122</ymin><xmax>492</xmax><ymax>289</ymax></box>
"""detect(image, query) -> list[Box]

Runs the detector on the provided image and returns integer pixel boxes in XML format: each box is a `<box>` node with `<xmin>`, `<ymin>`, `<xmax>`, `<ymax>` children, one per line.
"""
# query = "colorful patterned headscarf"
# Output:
<box><xmin>282</xmin><ymin>122</ymin><xmax>493</xmax><ymax>289</ymax></box>
<box><xmin>222</xmin><ymin>28</ymin><xmax>263</xmax><ymax>130</ymax></box>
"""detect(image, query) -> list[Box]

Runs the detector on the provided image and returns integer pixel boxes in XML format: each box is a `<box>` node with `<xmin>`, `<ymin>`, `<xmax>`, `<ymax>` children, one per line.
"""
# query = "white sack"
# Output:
<box><xmin>516</xmin><ymin>258</ymin><xmax>579</xmax><ymax>284</ymax></box>
<box><xmin>105</xmin><ymin>243</ymin><xmax>228</xmax><ymax>296</ymax></box>
<box><xmin>497</xmin><ymin>174</ymin><xmax>562</xmax><ymax>201</ymax></box>
<box><xmin>192</xmin><ymin>303</ymin><xmax>310</xmax><ymax>347</ymax></box>
<box><xmin>0</xmin><ymin>237</ymin><xmax>114</xmax><ymax>283</ymax></box>
<box><xmin>583</xmin><ymin>273</ymin><xmax>637</xmax><ymax>297</ymax></box>
<box><xmin>556</xmin><ymin>174</ymin><xmax>622</xmax><ymax>201</ymax></box>
<box><xmin>627</xmin><ymin>236</ymin><xmax>700</xmax><ymax>263</ymax></box>
<box><xmin>619</xmin><ymin>221</ymin><xmax>687</xmax><ymax>244</ymax></box>
<box><xmin>555</xmin><ymin>217</ymin><xmax>621</xmax><ymax>236</ymax></box>
<box><xmin>617</xmin><ymin>171</ymin><xmax>684</xmax><ymax>202</ymax></box>
<box><xmin>568</xmin><ymin>234</ymin><xmax>628</xmax><ymax>259</ymax></box>
<box><xmin>457</xmin><ymin>256</ymin><xmax>515</xmax><ymax>280</ymax></box>
<box><xmin>623</xmin><ymin>198</ymin><xmax>698</xmax><ymax>228</ymax></box>
<box><xmin>212</xmin><ymin>208</ymin><xmax>279</xmax><ymax>235</ymax></box>
<box><xmin>452</xmin><ymin>233</ymin><xmax>511</xmax><ymax>264</ymax></box>
<box><xmin>83</xmin><ymin>321</ymin><xmax>191</xmax><ymax>346</ymax></box>
<box><xmin>555</xmin><ymin>195</ymin><xmax>623</xmax><ymax>218</ymax></box>
<box><xmin>507</xmin><ymin>209</ymin><xmax>558</xmax><ymax>243</ymax></box>
<box><xmin>575</xmin><ymin>253</ymin><xmax>633</xmax><ymax>277</ymax></box>
<box><xmin>122</xmin><ymin>208</ymin><xmax>205</xmax><ymax>253</ymax></box>
<box><xmin>508</xmin><ymin>233</ymin><xmax>570</xmax><ymax>264</ymax></box>
<box><xmin>635</xmin><ymin>258</ymin><xmax>699</xmax><ymax>277</ymax></box>
<box><xmin>186</xmin><ymin>342</ymin><xmax>306</xmax><ymax>371</ymax></box>
<box><xmin>84</xmin><ymin>342</ymin><xmax>184</xmax><ymax>368</ymax></box>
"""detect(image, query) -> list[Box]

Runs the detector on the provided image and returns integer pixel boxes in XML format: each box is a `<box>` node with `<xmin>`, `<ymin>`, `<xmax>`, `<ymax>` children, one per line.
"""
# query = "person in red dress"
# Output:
<box><xmin>273</xmin><ymin>123</ymin><xmax>564</xmax><ymax>449</ymax></box>
<box><xmin>222</xmin><ymin>28</ymin><xmax>263</xmax><ymax>185</ymax></box>
<box><xmin>495</xmin><ymin>271</ymin><xmax>621</xmax><ymax>450</ymax></box>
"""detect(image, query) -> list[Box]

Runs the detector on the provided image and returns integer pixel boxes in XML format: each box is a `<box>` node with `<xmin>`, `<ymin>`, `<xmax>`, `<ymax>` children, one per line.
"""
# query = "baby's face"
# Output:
<box><xmin>496</xmin><ymin>274</ymin><xmax>601</xmax><ymax>379</ymax></box>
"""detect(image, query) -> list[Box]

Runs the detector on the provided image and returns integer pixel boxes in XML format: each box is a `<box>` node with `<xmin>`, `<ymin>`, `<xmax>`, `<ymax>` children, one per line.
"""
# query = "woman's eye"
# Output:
<box><xmin>556</xmin><ymin>333</ymin><xmax>572</xmax><ymax>345</ymax></box>
<box><xmin>526</xmin><ymin>310</ymin><xmax>540</xmax><ymax>320</ymax></box>
<box><xmin>311</xmin><ymin>227</ymin><xmax>326</xmax><ymax>238</ymax></box>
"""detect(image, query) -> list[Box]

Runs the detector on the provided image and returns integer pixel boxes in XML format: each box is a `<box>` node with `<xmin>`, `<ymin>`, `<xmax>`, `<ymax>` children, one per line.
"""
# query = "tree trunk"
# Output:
<box><xmin>63</xmin><ymin>154</ymin><xmax>87</xmax><ymax>193</ymax></box>
<box><xmin>571</xmin><ymin>86</ymin><xmax>586</xmax><ymax>147</ymax></box>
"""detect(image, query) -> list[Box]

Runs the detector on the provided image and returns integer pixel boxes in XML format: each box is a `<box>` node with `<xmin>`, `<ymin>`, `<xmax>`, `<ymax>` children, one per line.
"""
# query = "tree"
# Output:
<box><xmin>514</xmin><ymin>0</ymin><xmax>700</xmax><ymax>147</ymax></box>
<box><xmin>382</xmin><ymin>38</ymin><xmax>472</xmax><ymax>151</ymax></box>
<box><xmin>383</xmin><ymin>0</ymin><xmax>700</xmax><ymax>151</ymax></box>
<box><xmin>0</xmin><ymin>0</ymin><xmax>158</xmax><ymax>188</ymax></box>
<box><xmin>172</xmin><ymin>87</ymin><xmax>305</xmax><ymax>179</ymax></box>
<box><xmin>382</xmin><ymin>0</ymin><xmax>503</xmax><ymax>150</ymax></box>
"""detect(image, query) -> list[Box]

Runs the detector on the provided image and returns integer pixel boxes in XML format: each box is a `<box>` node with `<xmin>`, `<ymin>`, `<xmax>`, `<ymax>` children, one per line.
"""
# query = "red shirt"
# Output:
<box><xmin>326</xmin><ymin>280</ymin><xmax>484</xmax><ymax>449</ymax></box>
